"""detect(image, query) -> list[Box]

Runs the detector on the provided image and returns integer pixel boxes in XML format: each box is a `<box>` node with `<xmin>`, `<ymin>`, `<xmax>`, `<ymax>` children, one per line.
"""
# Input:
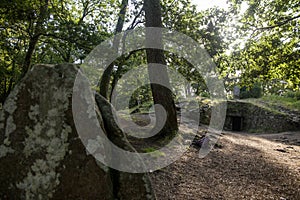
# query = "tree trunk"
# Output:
<box><xmin>95</xmin><ymin>94</ymin><xmax>156</xmax><ymax>200</ymax></box>
<box><xmin>22</xmin><ymin>35</ymin><xmax>40</xmax><ymax>74</ymax></box>
<box><xmin>144</xmin><ymin>0</ymin><xmax>178</xmax><ymax>138</ymax></box>
<box><xmin>22</xmin><ymin>0</ymin><xmax>49</xmax><ymax>76</ymax></box>
<box><xmin>99</xmin><ymin>0</ymin><xmax>129</xmax><ymax>99</ymax></box>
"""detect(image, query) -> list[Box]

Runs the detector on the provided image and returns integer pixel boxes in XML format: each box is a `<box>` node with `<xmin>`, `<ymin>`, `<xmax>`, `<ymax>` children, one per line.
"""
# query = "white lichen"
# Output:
<box><xmin>143</xmin><ymin>175</ymin><xmax>153</xmax><ymax>200</ymax></box>
<box><xmin>3</xmin><ymin>137</ymin><xmax>10</xmax><ymax>145</ymax></box>
<box><xmin>5</xmin><ymin>116</ymin><xmax>16</xmax><ymax>136</ymax></box>
<box><xmin>47</xmin><ymin>108</ymin><xmax>58</xmax><ymax>117</ymax></box>
<box><xmin>3</xmin><ymin>83</ymin><xmax>20</xmax><ymax>114</ymax></box>
<box><xmin>87</xmin><ymin>104</ymin><xmax>96</xmax><ymax>119</ymax></box>
<box><xmin>16</xmin><ymin>71</ymin><xmax>74</xmax><ymax>199</ymax></box>
<box><xmin>0</xmin><ymin>144</ymin><xmax>15</xmax><ymax>158</ymax></box>
<box><xmin>1</xmin><ymin>115</ymin><xmax>17</xmax><ymax>155</ymax></box>
<box><xmin>46</xmin><ymin>128</ymin><xmax>55</xmax><ymax>138</ymax></box>
<box><xmin>0</xmin><ymin>86</ymin><xmax>19</xmax><ymax>158</ymax></box>
<box><xmin>86</xmin><ymin>135</ymin><xmax>105</xmax><ymax>155</ymax></box>
<box><xmin>86</xmin><ymin>138</ymin><xmax>101</xmax><ymax>154</ymax></box>
<box><xmin>3</xmin><ymin>99</ymin><xmax>17</xmax><ymax>114</ymax></box>
<box><xmin>86</xmin><ymin>135</ymin><xmax>108</xmax><ymax>173</ymax></box>
<box><xmin>16</xmin><ymin>167</ymin><xmax>59</xmax><ymax>200</ymax></box>
<box><xmin>28</xmin><ymin>105</ymin><xmax>39</xmax><ymax>123</ymax></box>
<box><xmin>53</xmin><ymin>88</ymin><xmax>71</xmax><ymax>111</ymax></box>
<box><xmin>18</xmin><ymin>119</ymin><xmax>71</xmax><ymax>199</ymax></box>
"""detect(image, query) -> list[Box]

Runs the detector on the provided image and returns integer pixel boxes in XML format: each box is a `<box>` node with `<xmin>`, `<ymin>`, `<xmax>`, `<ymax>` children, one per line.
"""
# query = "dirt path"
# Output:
<box><xmin>149</xmin><ymin>131</ymin><xmax>300</xmax><ymax>200</ymax></box>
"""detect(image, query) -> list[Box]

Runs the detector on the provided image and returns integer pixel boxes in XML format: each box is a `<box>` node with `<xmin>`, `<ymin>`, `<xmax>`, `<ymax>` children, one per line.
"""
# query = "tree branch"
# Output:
<box><xmin>128</xmin><ymin>5</ymin><xmax>144</xmax><ymax>30</ymax></box>
<box><xmin>256</xmin><ymin>14</ymin><xmax>300</xmax><ymax>30</ymax></box>
<box><xmin>41</xmin><ymin>33</ymin><xmax>92</xmax><ymax>52</ymax></box>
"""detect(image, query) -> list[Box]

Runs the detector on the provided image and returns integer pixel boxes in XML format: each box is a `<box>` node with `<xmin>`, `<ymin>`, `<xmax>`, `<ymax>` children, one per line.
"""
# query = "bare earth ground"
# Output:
<box><xmin>149</xmin><ymin>130</ymin><xmax>300</xmax><ymax>200</ymax></box>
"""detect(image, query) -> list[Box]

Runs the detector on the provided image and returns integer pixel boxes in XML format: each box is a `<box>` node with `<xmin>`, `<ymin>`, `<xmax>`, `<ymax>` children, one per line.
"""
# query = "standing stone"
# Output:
<box><xmin>0</xmin><ymin>64</ymin><xmax>154</xmax><ymax>199</ymax></box>
<box><xmin>233</xmin><ymin>85</ymin><xmax>240</xmax><ymax>99</ymax></box>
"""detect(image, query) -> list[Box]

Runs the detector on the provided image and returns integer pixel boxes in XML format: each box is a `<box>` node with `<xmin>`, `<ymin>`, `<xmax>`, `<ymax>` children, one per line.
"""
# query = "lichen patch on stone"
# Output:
<box><xmin>28</xmin><ymin>105</ymin><xmax>39</xmax><ymax>123</ymax></box>
<box><xmin>16</xmin><ymin>163</ymin><xmax>59</xmax><ymax>200</ymax></box>
<box><xmin>3</xmin><ymin>84</ymin><xmax>20</xmax><ymax>115</ymax></box>
<box><xmin>0</xmin><ymin>144</ymin><xmax>15</xmax><ymax>158</ymax></box>
<box><xmin>14</xmin><ymin>65</ymin><xmax>75</xmax><ymax>199</ymax></box>
<box><xmin>5</xmin><ymin>116</ymin><xmax>16</xmax><ymax>136</ymax></box>
<box><xmin>18</xmin><ymin>116</ymin><xmax>71</xmax><ymax>199</ymax></box>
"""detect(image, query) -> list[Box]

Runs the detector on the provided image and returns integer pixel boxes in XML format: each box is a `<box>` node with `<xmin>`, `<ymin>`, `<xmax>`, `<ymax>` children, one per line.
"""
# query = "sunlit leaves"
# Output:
<box><xmin>226</xmin><ymin>0</ymin><xmax>300</xmax><ymax>91</ymax></box>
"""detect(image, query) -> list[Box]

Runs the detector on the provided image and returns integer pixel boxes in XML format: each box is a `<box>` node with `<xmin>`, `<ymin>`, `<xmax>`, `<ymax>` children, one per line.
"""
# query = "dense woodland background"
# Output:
<box><xmin>0</xmin><ymin>0</ymin><xmax>299</xmax><ymax>106</ymax></box>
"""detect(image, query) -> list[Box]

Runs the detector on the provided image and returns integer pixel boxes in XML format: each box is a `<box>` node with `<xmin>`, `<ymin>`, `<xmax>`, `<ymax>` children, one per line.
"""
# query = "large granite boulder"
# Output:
<box><xmin>0</xmin><ymin>64</ymin><xmax>154</xmax><ymax>199</ymax></box>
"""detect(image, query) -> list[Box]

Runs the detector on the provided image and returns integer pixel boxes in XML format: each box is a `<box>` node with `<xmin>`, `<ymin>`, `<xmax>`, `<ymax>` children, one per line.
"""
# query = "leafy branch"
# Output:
<box><xmin>256</xmin><ymin>14</ymin><xmax>300</xmax><ymax>30</ymax></box>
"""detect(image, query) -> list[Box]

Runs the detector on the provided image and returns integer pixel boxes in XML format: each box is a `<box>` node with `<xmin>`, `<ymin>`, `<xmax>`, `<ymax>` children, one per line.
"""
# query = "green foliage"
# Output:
<box><xmin>109</xmin><ymin>0</ymin><xmax>232</xmax><ymax>101</ymax></box>
<box><xmin>1</xmin><ymin>0</ymin><xmax>299</xmax><ymax>110</ymax></box>
<box><xmin>129</xmin><ymin>84</ymin><xmax>153</xmax><ymax>111</ymax></box>
<box><xmin>142</xmin><ymin>147</ymin><xmax>156</xmax><ymax>153</ymax></box>
<box><xmin>160</xmin><ymin>1</ymin><xmax>232</xmax><ymax>97</ymax></box>
<box><xmin>240</xmin><ymin>83</ymin><xmax>262</xmax><ymax>99</ymax></box>
<box><xmin>200</xmin><ymin>91</ymin><xmax>210</xmax><ymax>98</ymax></box>
<box><xmin>161</xmin><ymin>1</ymin><xmax>231</xmax><ymax>58</ymax></box>
<box><xmin>227</xmin><ymin>0</ymin><xmax>300</xmax><ymax>91</ymax></box>
<box><xmin>251</xmin><ymin>83</ymin><xmax>263</xmax><ymax>98</ymax></box>
<box><xmin>239</xmin><ymin>87</ymin><xmax>249</xmax><ymax>99</ymax></box>
<box><xmin>0</xmin><ymin>0</ymin><xmax>117</xmax><ymax>103</ymax></box>
<box><xmin>142</xmin><ymin>147</ymin><xmax>166</xmax><ymax>158</ymax></box>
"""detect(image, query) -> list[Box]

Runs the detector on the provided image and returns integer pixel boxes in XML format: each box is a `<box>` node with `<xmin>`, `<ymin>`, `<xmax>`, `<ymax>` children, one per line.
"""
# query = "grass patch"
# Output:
<box><xmin>244</xmin><ymin>98</ymin><xmax>285</xmax><ymax>115</ymax></box>
<box><xmin>143</xmin><ymin>147</ymin><xmax>166</xmax><ymax>158</ymax></box>
<box><xmin>260</xmin><ymin>95</ymin><xmax>300</xmax><ymax>111</ymax></box>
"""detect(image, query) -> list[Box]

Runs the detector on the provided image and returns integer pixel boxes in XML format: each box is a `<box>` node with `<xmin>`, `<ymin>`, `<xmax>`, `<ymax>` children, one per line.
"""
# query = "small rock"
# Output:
<box><xmin>275</xmin><ymin>149</ymin><xmax>288</xmax><ymax>153</ymax></box>
<box><xmin>192</xmin><ymin>135</ymin><xmax>209</xmax><ymax>148</ymax></box>
<box><xmin>286</xmin><ymin>146</ymin><xmax>294</xmax><ymax>149</ymax></box>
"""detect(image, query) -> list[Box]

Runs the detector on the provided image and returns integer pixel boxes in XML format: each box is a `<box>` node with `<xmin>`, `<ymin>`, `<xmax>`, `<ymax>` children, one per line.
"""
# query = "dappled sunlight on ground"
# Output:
<box><xmin>117</xmin><ymin>113</ymin><xmax>300</xmax><ymax>199</ymax></box>
<box><xmin>150</xmin><ymin>130</ymin><xmax>300</xmax><ymax>200</ymax></box>
<box><xmin>225</xmin><ymin>133</ymin><xmax>300</xmax><ymax>176</ymax></box>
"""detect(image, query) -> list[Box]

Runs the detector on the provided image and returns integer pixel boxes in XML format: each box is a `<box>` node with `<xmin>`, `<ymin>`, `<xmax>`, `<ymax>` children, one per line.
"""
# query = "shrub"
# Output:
<box><xmin>240</xmin><ymin>90</ymin><xmax>251</xmax><ymax>99</ymax></box>
<box><xmin>251</xmin><ymin>83</ymin><xmax>263</xmax><ymax>98</ymax></box>
<box><xmin>240</xmin><ymin>83</ymin><xmax>262</xmax><ymax>99</ymax></box>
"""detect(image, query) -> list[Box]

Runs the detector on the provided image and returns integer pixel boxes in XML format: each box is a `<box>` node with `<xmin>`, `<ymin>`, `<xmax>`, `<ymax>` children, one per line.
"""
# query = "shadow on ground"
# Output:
<box><xmin>150</xmin><ymin>133</ymin><xmax>300</xmax><ymax>200</ymax></box>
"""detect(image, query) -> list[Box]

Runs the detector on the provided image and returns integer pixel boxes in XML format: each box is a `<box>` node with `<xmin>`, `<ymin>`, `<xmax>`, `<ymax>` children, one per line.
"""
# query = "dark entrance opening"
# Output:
<box><xmin>232</xmin><ymin>116</ymin><xmax>242</xmax><ymax>131</ymax></box>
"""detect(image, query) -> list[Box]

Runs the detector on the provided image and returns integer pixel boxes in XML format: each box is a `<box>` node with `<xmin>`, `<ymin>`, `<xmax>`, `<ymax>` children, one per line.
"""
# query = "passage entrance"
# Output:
<box><xmin>232</xmin><ymin>116</ymin><xmax>242</xmax><ymax>131</ymax></box>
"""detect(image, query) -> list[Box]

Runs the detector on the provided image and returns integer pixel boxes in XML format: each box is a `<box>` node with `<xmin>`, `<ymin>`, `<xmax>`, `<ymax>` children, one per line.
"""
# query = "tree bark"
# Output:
<box><xmin>99</xmin><ymin>0</ymin><xmax>129</xmax><ymax>99</ymax></box>
<box><xmin>95</xmin><ymin>93</ymin><xmax>156</xmax><ymax>200</ymax></box>
<box><xmin>144</xmin><ymin>0</ymin><xmax>178</xmax><ymax>138</ymax></box>
<box><xmin>22</xmin><ymin>0</ymin><xmax>49</xmax><ymax>76</ymax></box>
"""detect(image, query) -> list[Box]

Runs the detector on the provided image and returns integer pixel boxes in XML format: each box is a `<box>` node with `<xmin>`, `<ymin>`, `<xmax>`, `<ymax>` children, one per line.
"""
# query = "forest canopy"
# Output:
<box><xmin>0</xmin><ymin>0</ymin><xmax>299</xmax><ymax>104</ymax></box>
